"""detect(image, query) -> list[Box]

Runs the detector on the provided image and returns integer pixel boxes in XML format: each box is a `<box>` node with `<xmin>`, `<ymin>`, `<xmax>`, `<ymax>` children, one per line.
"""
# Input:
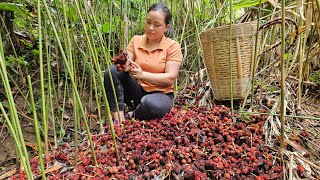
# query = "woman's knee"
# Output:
<box><xmin>138</xmin><ymin>94</ymin><xmax>173</xmax><ymax>118</ymax></box>
<box><xmin>143</xmin><ymin>94</ymin><xmax>172</xmax><ymax>108</ymax></box>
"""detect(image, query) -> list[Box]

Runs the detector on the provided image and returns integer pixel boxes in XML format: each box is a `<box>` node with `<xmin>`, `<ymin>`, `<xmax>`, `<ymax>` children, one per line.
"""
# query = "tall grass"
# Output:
<box><xmin>0</xmin><ymin>32</ymin><xmax>33</xmax><ymax>179</ymax></box>
<box><xmin>37</xmin><ymin>0</ymin><xmax>49</xmax><ymax>158</ymax></box>
<box><xmin>229</xmin><ymin>0</ymin><xmax>234</xmax><ymax>114</ymax></box>
<box><xmin>0</xmin><ymin>0</ymin><xmax>319</xmax><ymax>177</ymax></box>
<box><xmin>27</xmin><ymin>75</ymin><xmax>46</xmax><ymax>179</ymax></box>
<box><xmin>280</xmin><ymin>0</ymin><xmax>287</xmax><ymax>150</ymax></box>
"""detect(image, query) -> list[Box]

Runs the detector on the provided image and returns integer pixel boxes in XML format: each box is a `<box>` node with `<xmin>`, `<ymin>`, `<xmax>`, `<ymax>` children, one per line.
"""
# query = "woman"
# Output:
<box><xmin>104</xmin><ymin>3</ymin><xmax>183</xmax><ymax>124</ymax></box>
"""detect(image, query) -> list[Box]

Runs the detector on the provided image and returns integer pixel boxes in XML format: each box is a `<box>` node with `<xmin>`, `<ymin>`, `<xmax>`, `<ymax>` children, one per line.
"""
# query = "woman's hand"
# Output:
<box><xmin>128</xmin><ymin>60</ymin><xmax>144</xmax><ymax>80</ymax></box>
<box><xmin>123</xmin><ymin>60</ymin><xmax>133</xmax><ymax>72</ymax></box>
<box><xmin>112</xmin><ymin>57</ymin><xmax>131</xmax><ymax>72</ymax></box>
<box><xmin>112</xmin><ymin>50</ymin><xmax>134</xmax><ymax>72</ymax></box>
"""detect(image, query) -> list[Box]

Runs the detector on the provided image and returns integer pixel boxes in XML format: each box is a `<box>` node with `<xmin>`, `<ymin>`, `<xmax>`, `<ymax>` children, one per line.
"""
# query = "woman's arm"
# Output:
<box><xmin>127</xmin><ymin>51</ymin><xmax>135</xmax><ymax>62</ymax></box>
<box><xmin>129</xmin><ymin>60</ymin><xmax>180</xmax><ymax>86</ymax></box>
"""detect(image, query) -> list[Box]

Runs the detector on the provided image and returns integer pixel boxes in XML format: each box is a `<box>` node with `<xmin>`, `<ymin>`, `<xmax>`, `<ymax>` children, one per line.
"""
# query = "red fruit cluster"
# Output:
<box><xmin>297</xmin><ymin>164</ymin><xmax>304</xmax><ymax>175</ymax></box>
<box><xmin>299</xmin><ymin>130</ymin><xmax>308</xmax><ymax>137</ymax></box>
<box><xmin>113</xmin><ymin>49</ymin><xmax>128</xmax><ymax>71</ymax></box>
<box><xmin>11</xmin><ymin>105</ymin><xmax>284</xmax><ymax>179</ymax></box>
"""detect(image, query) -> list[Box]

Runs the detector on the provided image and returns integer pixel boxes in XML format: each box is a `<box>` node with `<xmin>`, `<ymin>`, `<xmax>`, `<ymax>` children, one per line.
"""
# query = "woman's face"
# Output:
<box><xmin>145</xmin><ymin>10</ymin><xmax>169</xmax><ymax>41</ymax></box>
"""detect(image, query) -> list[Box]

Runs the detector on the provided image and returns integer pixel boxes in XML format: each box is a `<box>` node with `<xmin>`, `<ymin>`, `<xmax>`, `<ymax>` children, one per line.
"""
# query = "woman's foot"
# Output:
<box><xmin>125</xmin><ymin>111</ymin><xmax>134</xmax><ymax>120</ymax></box>
<box><xmin>113</xmin><ymin>119</ymin><xmax>119</xmax><ymax>126</ymax></box>
<box><xmin>112</xmin><ymin>111</ymin><xmax>125</xmax><ymax>125</ymax></box>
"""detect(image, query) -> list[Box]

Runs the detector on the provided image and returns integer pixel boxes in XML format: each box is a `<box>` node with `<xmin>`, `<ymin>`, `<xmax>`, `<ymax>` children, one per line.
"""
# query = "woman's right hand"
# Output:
<box><xmin>123</xmin><ymin>51</ymin><xmax>135</xmax><ymax>72</ymax></box>
<box><xmin>122</xmin><ymin>60</ymin><xmax>132</xmax><ymax>72</ymax></box>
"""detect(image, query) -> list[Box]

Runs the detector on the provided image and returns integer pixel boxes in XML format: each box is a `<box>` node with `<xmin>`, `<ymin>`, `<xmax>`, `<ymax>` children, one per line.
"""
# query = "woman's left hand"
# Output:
<box><xmin>129</xmin><ymin>60</ymin><xmax>144</xmax><ymax>80</ymax></box>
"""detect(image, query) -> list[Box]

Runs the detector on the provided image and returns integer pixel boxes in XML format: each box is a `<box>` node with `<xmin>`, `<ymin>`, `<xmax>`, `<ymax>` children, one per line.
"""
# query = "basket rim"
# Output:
<box><xmin>200</xmin><ymin>21</ymin><xmax>257</xmax><ymax>35</ymax></box>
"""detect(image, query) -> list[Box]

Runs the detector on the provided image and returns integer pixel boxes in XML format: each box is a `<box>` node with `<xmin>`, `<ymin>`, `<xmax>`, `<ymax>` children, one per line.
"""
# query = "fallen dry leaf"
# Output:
<box><xmin>284</xmin><ymin>138</ymin><xmax>310</xmax><ymax>157</ymax></box>
<box><xmin>0</xmin><ymin>169</ymin><xmax>17</xmax><ymax>179</ymax></box>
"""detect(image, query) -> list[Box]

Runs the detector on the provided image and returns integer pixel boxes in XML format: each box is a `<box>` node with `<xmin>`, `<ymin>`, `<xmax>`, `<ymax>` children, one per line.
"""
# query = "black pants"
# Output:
<box><xmin>103</xmin><ymin>65</ymin><xmax>174</xmax><ymax>120</ymax></box>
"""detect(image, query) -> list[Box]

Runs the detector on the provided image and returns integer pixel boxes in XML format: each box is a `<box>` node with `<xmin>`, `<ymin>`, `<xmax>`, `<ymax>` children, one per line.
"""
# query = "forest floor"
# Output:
<box><xmin>0</xmin><ymin>76</ymin><xmax>319</xmax><ymax>179</ymax></box>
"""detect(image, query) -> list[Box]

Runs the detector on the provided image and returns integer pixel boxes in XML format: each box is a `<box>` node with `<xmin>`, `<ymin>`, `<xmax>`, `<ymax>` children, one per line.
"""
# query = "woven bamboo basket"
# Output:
<box><xmin>200</xmin><ymin>21</ymin><xmax>258</xmax><ymax>100</ymax></box>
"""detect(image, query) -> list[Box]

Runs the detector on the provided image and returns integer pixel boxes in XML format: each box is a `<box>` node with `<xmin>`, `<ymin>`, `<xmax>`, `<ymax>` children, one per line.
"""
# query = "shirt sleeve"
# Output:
<box><xmin>126</xmin><ymin>35</ymin><xmax>136</xmax><ymax>54</ymax></box>
<box><xmin>167</xmin><ymin>42</ymin><xmax>183</xmax><ymax>65</ymax></box>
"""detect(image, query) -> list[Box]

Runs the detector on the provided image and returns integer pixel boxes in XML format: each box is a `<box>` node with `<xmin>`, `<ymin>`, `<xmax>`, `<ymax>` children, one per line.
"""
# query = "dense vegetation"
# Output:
<box><xmin>0</xmin><ymin>0</ymin><xmax>319</xmax><ymax>179</ymax></box>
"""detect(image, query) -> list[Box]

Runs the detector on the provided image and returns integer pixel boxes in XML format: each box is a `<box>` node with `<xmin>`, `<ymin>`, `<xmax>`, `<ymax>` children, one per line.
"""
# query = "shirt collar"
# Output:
<box><xmin>138</xmin><ymin>34</ymin><xmax>166</xmax><ymax>51</ymax></box>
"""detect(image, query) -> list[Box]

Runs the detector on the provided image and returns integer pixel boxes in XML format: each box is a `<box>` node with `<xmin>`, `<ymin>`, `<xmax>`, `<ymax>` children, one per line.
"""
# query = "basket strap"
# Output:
<box><xmin>236</xmin><ymin>37</ymin><xmax>243</xmax><ymax>79</ymax></box>
<box><xmin>258</xmin><ymin>17</ymin><xmax>299</xmax><ymax>55</ymax></box>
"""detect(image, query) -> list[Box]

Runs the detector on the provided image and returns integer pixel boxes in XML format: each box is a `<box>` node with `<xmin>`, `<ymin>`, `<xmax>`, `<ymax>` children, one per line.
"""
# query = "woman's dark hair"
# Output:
<box><xmin>147</xmin><ymin>3</ymin><xmax>172</xmax><ymax>25</ymax></box>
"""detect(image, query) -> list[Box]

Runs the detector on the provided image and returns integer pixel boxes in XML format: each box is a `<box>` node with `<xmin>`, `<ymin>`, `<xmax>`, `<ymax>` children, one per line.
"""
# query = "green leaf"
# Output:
<box><xmin>102</xmin><ymin>22</ymin><xmax>110</xmax><ymax>33</ymax></box>
<box><xmin>6</xmin><ymin>55</ymin><xmax>28</xmax><ymax>66</ymax></box>
<box><xmin>240</xmin><ymin>112</ymin><xmax>252</xmax><ymax>123</ymax></box>
<box><xmin>20</xmin><ymin>39</ymin><xmax>33</xmax><ymax>49</ymax></box>
<box><xmin>32</xmin><ymin>49</ymin><xmax>40</xmax><ymax>55</ymax></box>
<box><xmin>231</xmin><ymin>116</ymin><xmax>237</xmax><ymax>122</ymax></box>
<box><xmin>0</xmin><ymin>2</ymin><xmax>28</xmax><ymax>17</ymax></box>
<box><xmin>7</xmin><ymin>55</ymin><xmax>16</xmax><ymax>63</ymax></box>
<box><xmin>0</xmin><ymin>101</ymin><xmax>9</xmax><ymax>108</ymax></box>
<box><xmin>309</xmin><ymin>70</ymin><xmax>320</xmax><ymax>84</ymax></box>
<box><xmin>59</xmin><ymin>128</ymin><xmax>66</xmax><ymax>140</ymax></box>
<box><xmin>233</xmin><ymin>0</ymin><xmax>268</xmax><ymax>9</ymax></box>
<box><xmin>262</xmin><ymin>85</ymin><xmax>277</xmax><ymax>93</ymax></box>
<box><xmin>68</xmin><ymin>6</ymin><xmax>78</xmax><ymax>22</ymax></box>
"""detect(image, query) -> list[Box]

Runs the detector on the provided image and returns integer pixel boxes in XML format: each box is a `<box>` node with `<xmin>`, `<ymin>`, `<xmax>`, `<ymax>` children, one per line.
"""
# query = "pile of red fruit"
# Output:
<box><xmin>11</xmin><ymin>104</ymin><xmax>284</xmax><ymax>180</ymax></box>
<box><xmin>112</xmin><ymin>49</ymin><xmax>128</xmax><ymax>71</ymax></box>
